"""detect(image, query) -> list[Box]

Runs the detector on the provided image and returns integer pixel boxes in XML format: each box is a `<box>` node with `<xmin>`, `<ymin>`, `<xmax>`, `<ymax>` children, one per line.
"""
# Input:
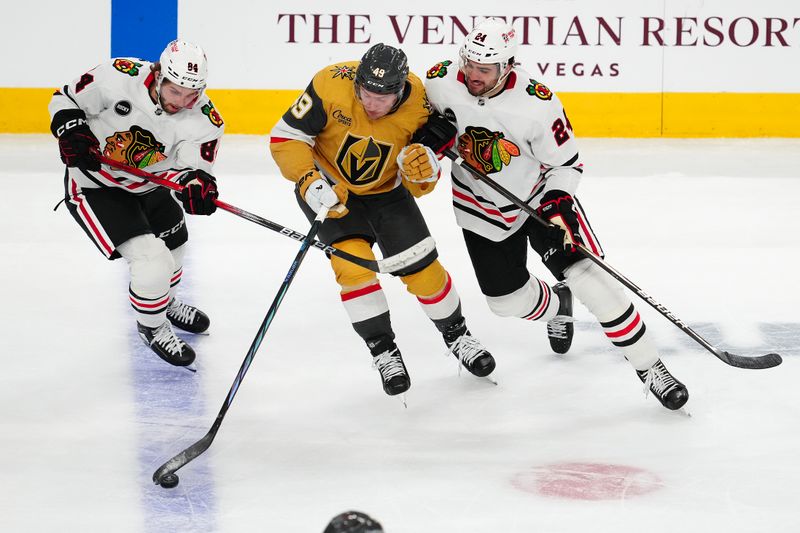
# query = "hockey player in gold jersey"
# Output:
<box><xmin>270</xmin><ymin>44</ymin><xmax>494</xmax><ymax>396</ymax></box>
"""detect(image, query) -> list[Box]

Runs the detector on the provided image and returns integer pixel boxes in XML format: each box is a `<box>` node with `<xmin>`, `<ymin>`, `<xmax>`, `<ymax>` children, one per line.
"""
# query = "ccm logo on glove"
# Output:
<box><xmin>55</xmin><ymin>118</ymin><xmax>88</xmax><ymax>137</ymax></box>
<box><xmin>50</xmin><ymin>109</ymin><xmax>101</xmax><ymax>171</ymax></box>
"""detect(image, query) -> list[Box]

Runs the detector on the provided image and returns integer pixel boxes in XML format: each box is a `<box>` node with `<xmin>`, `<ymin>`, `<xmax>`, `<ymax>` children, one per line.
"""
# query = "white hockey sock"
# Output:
<box><xmin>416</xmin><ymin>273</ymin><xmax>461</xmax><ymax>321</ymax></box>
<box><xmin>564</xmin><ymin>259</ymin><xmax>659</xmax><ymax>370</ymax></box>
<box><xmin>168</xmin><ymin>243</ymin><xmax>186</xmax><ymax>301</ymax></box>
<box><xmin>118</xmin><ymin>234</ymin><xmax>175</xmax><ymax>328</ymax></box>
<box><xmin>486</xmin><ymin>276</ymin><xmax>560</xmax><ymax>322</ymax></box>
<box><xmin>341</xmin><ymin>281</ymin><xmax>390</xmax><ymax>325</ymax></box>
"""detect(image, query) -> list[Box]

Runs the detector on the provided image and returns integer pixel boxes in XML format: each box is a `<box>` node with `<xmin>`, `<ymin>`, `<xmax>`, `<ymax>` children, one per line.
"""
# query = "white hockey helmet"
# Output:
<box><xmin>459</xmin><ymin>18</ymin><xmax>518</xmax><ymax>72</ymax></box>
<box><xmin>159</xmin><ymin>40</ymin><xmax>208</xmax><ymax>90</ymax></box>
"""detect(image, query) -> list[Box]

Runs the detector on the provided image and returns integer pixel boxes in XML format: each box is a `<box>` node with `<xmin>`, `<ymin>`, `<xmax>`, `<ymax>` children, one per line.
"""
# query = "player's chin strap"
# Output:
<box><xmin>443</xmin><ymin>149</ymin><xmax>782</xmax><ymax>371</ymax></box>
<box><xmin>98</xmin><ymin>155</ymin><xmax>435</xmax><ymax>275</ymax></box>
<box><xmin>153</xmin><ymin>73</ymin><xmax>165</xmax><ymax>115</ymax></box>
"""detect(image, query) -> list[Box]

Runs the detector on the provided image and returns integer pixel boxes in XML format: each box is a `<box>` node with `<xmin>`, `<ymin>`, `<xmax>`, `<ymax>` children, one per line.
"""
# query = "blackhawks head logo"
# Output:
<box><xmin>335</xmin><ymin>134</ymin><xmax>393</xmax><ymax>186</ymax></box>
<box><xmin>113</xmin><ymin>58</ymin><xmax>143</xmax><ymax>77</ymax></box>
<box><xmin>458</xmin><ymin>126</ymin><xmax>520</xmax><ymax>174</ymax></box>
<box><xmin>103</xmin><ymin>126</ymin><xmax>167</xmax><ymax>168</ymax></box>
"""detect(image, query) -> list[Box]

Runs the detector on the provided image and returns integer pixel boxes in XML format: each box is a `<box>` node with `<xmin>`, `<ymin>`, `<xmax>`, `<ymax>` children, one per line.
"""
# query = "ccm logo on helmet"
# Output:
<box><xmin>56</xmin><ymin>118</ymin><xmax>87</xmax><ymax>137</ymax></box>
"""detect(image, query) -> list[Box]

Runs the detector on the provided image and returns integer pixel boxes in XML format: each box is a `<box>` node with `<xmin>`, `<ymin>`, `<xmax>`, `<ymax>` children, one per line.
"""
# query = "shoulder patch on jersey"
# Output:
<box><xmin>458</xmin><ymin>126</ymin><xmax>521</xmax><ymax>174</ymax></box>
<box><xmin>426</xmin><ymin>60</ymin><xmax>453</xmax><ymax>79</ymax></box>
<box><xmin>113</xmin><ymin>58</ymin><xmax>143</xmax><ymax>77</ymax></box>
<box><xmin>103</xmin><ymin>126</ymin><xmax>167</xmax><ymax>169</ymax></box>
<box><xmin>526</xmin><ymin>79</ymin><xmax>552</xmax><ymax>100</ymax></box>
<box><xmin>201</xmin><ymin>101</ymin><xmax>224</xmax><ymax>128</ymax></box>
<box><xmin>330</xmin><ymin>65</ymin><xmax>356</xmax><ymax>80</ymax></box>
<box><xmin>114</xmin><ymin>100</ymin><xmax>132</xmax><ymax>116</ymax></box>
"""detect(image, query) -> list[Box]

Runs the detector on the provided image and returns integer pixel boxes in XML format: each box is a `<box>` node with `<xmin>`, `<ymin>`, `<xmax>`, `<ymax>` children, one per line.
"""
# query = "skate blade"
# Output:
<box><xmin>455</xmin><ymin>366</ymin><xmax>498</xmax><ymax>386</ymax></box>
<box><xmin>180</xmin><ymin>329</ymin><xmax>210</xmax><ymax>336</ymax></box>
<box><xmin>180</xmin><ymin>364</ymin><xmax>197</xmax><ymax>374</ymax></box>
<box><xmin>478</xmin><ymin>375</ymin><xmax>498</xmax><ymax>386</ymax></box>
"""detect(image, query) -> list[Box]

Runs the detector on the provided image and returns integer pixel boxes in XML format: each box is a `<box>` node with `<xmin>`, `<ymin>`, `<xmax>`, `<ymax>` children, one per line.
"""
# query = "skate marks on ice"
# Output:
<box><xmin>570</xmin><ymin>321</ymin><xmax>800</xmax><ymax>359</ymax></box>
<box><xmin>128</xmin><ymin>328</ymin><xmax>218</xmax><ymax>531</ymax></box>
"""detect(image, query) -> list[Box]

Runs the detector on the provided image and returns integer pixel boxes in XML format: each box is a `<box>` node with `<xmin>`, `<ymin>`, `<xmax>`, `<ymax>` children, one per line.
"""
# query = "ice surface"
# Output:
<box><xmin>1</xmin><ymin>135</ymin><xmax>798</xmax><ymax>532</ymax></box>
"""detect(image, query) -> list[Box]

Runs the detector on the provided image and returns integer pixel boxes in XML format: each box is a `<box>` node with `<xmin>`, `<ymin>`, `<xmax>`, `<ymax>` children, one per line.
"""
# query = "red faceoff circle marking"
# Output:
<box><xmin>511</xmin><ymin>462</ymin><xmax>664</xmax><ymax>500</ymax></box>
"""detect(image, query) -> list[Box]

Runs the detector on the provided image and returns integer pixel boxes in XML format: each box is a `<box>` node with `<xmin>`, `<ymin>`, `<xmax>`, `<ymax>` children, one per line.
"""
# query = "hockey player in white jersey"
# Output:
<box><xmin>48</xmin><ymin>40</ymin><xmax>224</xmax><ymax>367</ymax></box>
<box><xmin>425</xmin><ymin>19</ymin><xmax>688</xmax><ymax>410</ymax></box>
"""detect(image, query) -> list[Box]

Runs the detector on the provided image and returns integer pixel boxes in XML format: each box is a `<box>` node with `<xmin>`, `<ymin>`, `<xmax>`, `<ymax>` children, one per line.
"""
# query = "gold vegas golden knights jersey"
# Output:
<box><xmin>270</xmin><ymin>61</ymin><xmax>432</xmax><ymax>196</ymax></box>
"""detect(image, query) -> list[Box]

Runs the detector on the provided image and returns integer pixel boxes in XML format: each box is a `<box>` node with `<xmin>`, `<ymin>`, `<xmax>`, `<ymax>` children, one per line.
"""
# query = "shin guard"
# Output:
<box><xmin>486</xmin><ymin>276</ymin><xmax>560</xmax><ymax>322</ymax></box>
<box><xmin>403</xmin><ymin>261</ymin><xmax>461</xmax><ymax>322</ymax></box>
<box><xmin>118</xmin><ymin>234</ymin><xmax>175</xmax><ymax>328</ymax></box>
<box><xmin>564</xmin><ymin>259</ymin><xmax>659</xmax><ymax>370</ymax></box>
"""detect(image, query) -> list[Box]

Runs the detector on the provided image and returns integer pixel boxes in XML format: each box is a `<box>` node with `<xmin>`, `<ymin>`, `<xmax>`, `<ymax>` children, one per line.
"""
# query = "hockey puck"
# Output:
<box><xmin>159</xmin><ymin>473</ymin><xmax>180</xmax><ymax>489</ymax></box>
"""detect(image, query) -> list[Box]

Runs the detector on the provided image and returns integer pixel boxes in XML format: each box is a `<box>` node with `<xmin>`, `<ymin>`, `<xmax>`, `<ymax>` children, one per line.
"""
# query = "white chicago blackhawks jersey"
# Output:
<box><xmin>425</xmin><ymin>62</ymin><xmax>582</xmax><ymax>242</ymax></box>
<box><xmin>48</xmin><ymin>58</ymin><xmax>224</xmax><ymax>195</ymax></box>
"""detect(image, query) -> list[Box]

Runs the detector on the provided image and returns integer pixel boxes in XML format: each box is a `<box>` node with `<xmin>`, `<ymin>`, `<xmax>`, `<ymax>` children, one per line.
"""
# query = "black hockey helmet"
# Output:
<box><xmin>323</xmin><ymin>510</ymin><xmax>383</xmax><ymax>533</ymax></box>
<box><xmin>355</xmin><ymin>43</ymin><xmax>409</xmax><ymax>97</ymax></box>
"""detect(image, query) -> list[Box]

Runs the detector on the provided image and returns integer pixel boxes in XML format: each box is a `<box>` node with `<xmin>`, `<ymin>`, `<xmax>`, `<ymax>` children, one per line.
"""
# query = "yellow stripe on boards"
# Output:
<box><xmin>205</xmin><ymin>89</ymin><xmax>301</xmax><ymax>136</ymax></box>
<box><xmin>0</xmin><ymin>88</ymin><xmax>56</xmax><ymax>133</ymax></box>
<box><xmin>559</xmin><ymin>93</ymin><xmax>663</xmax><ymax>137</ymax></box>
<box><xmin>662</xmin><ymin>93</ymin><xmax>800</xmax><ymax>137</ymax></box>
<box><xmin>3</xmin><ymin>87</ymin><xmax>798</xmax><ymax>137</ymax></box>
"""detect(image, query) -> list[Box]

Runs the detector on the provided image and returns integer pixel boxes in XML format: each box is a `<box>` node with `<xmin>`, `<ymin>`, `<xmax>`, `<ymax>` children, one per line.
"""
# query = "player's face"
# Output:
<box><xmin>358</xmin><ymin>87</ymin><xmax>398</xmax><ymax>120</ymax></box>
<box><xmin>461</xmin><ymin>60</ymin><xmax>502</xmax><ymax>96</ymax></box>
<box><xmin>159</xmin><ymin>79</ymin><xmax>201</xmax><ymax>114</ymax></box>
<box><xmin>104</xmin><ymin>131</ymin><xmax>133</xmax><ymax>159</ymax></box>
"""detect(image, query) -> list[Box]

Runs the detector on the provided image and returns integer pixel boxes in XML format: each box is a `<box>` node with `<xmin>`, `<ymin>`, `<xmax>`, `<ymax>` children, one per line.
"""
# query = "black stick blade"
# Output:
<box><xmin>714</xmin><ymin>350</ymin><xmax>782</xmax><ymax>369</ymax></box>
<box><xmin>152</xmin><ymin>431</ymin><xmax>216</xmax><ymax>485</ymax></box>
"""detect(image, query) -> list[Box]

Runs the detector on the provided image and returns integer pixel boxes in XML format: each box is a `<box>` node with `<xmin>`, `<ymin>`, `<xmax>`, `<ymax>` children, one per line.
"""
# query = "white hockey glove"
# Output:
<box><xmin>298</xmin><ymin>170</ymin><xmax>348</xmax><ymax>219</ymax></box>
<box><xmin>397</xmin><ymin>143</ymin><xmax>440</xmax><ymax>183</ymax></box>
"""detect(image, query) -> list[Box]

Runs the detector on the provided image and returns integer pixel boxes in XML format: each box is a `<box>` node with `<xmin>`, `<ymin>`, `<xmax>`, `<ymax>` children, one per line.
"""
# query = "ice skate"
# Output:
<box><xmin>442</xmin><ymin>318</ymin><xmax>496</xmax><ymax>377</ymax></box>
<box><xmin>546</xmin><ymin>282</ymin><xmax>574</xmax><ymax>354</ymax></box>
<box><xmin>137</xmin><ymin>321</ymin><xmax>196</xmax><ymax>366</ymax></box>
<box><xmin>166</xmin><ymin>298</ymin><xmax>210</xmax><ymax>334</ymax></box>
<box><xmin>637</xmin><ymin>359</ymin><xmax>689</xmax><ymax>410</ymax></box>
<box><xmin>372</xmin><ymin>345</ymin><xmax>411</xmax><ymax>396</ymax></box>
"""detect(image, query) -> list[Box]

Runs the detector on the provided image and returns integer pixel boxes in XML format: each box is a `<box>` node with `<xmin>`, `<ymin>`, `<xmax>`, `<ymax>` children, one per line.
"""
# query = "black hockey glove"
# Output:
<box><xmin>410</xmin><ymin>111</ymin><xmax>457</xmax><ymax>154</ymax></box>
<box><xmin>536</xmin><ymin>190</ymin><xmax>583</xmax><ymax>254</ymax></box>
<box><xmin>51</xmin><ymin>109</ymin><xmax>100</xmax><ymax>171</ymax></box>
<box><xmin>178</xmin><ymin>170</ymin><xmax>218</xmax><ymax>215</ymax></box>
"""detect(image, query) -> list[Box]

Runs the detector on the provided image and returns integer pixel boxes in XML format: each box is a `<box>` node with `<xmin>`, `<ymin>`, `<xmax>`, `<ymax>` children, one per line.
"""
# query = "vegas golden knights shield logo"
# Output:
<box><xmin>335</xmin><ymin>134</ymin><xmax>393</xmax><ymax>185</ymax></box>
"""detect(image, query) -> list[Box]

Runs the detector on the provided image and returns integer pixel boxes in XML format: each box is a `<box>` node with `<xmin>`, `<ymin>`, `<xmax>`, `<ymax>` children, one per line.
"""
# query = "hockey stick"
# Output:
<box><xmin>152</xmin><ymin>207</ymin><xmax>329</xmax><ymax>488</ymax></box>
<box><xmin>98</xmin><ymin>155</ymin><xmax>434</xmax><ymax>274</ymax></box>
<box><xmin>444</xmin><ymin>150</ymin><xmax>782</xmax><ymax>370</ymax></box>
